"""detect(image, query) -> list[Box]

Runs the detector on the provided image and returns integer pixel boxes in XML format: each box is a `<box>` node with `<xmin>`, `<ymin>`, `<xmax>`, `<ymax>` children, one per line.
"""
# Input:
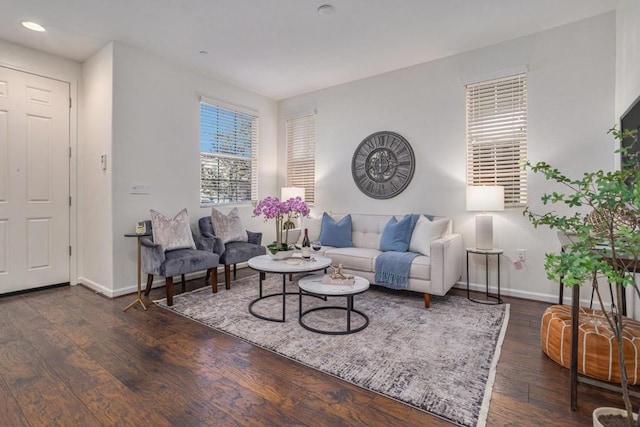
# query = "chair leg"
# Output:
<box><xmin>233</xmin><ymin>264</ymin><xmax>237</xmax><ymax>279</ymax></box>
<box><xmin>423</xmin><ymin>293</ymin><xmax>430</xmax><ymax>309</ymax></box>
<box><xmin>205</xmin><ymin>269</ymin><xmax>210</xmax><ymax>284</ymax></box>
<box><xmin>166</xmin><ymin>276</ymin><xmax>174</xmax><ymax>306</ymax></box>
<box><xmin>224</xmin><ymin>265</ymin><xmax>231</xmax><ymax>290</ymax></box>
<box><xmin>144</xmin><ymin>274</ymin><xmax>154</xmax><ymax>296</ymax></box>
<box><xmin>181</xmin><ymin>274</ymin><xmax>186</xmax><ymax>293</ymax></box>
<box><xmin>210</xmin><ymin>268</ymin><xmax>218</xmax><ymax>294</ymax></box>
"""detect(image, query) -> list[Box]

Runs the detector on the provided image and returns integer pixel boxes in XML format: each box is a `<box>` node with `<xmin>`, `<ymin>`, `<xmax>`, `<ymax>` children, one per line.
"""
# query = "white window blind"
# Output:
<box><xmin>199</xmin><ymin>99</ymin><xmax>258</xmax><ymax>205</ymax></box>
<box><xmin>466</xmin><ymin>73</ymin><xmax>527</xmax><ymax>206</ymax></box>
<box><xmin>286</xmin><ymin>113</ymin><xmax>316</xmax><ymax>204</ymax></box>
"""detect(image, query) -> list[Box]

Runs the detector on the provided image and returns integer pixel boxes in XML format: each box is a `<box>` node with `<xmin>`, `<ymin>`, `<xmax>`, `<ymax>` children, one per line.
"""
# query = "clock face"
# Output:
<box><xmin>351</xmin><ymin>131</ymin><xmax>415</xmax><ymax>199</ymax></box>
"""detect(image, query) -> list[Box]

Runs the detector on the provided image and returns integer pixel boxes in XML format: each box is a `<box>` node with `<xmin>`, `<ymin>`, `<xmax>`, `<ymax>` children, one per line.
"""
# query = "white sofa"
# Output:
<box><xmin>301</xmin><ymin>213</ymin><xmax>463</xmax><ymax>308</ymax></box>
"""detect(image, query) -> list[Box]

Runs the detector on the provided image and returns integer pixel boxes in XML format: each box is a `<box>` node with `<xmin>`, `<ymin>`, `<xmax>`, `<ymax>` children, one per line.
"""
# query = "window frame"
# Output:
<box><xmin>285</xmin><ymin>112</ymin><xmax>316</xmax><ymax>204</ymax></box>
<box><xmin>199</xmin><ymin>96</ymin><xmax>259</xmax><ymax>206</ymax></box>
<box><xmin>466</xmin><ymin>72</ymin><xmax>528</xmax><ymax>207</ymax></box>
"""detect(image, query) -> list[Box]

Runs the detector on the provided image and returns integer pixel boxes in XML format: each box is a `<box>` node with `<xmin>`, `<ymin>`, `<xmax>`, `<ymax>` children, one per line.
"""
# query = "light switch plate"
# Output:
<box><xmin>130</xmin><ymin>184</ymin><xmax>151</xmax><ymax>194</ymax></box>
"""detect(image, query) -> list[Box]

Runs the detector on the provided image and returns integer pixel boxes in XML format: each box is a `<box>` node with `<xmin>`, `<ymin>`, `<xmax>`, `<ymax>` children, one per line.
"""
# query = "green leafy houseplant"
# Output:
<box><xmin>524</xmin><ymin>127</ymin><xmax>640</xmax><ymax>427</ymax></box>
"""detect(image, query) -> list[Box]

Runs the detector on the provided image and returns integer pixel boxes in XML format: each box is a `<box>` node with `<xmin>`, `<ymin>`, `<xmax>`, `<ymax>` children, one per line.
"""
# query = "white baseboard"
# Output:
<box><xmin>78</xmin><ymin>271</ymin><xmax>206</xmax><ymax>298</ymax></box>
<box><xmin>455</xmin><ymin>281</ymin><xmax>603</xmax><ymax>309</ymax></box>
<box><xmin>77</xmin><ymin>277</ymin><xmax>116</xmax><ymax>298</ymax></box>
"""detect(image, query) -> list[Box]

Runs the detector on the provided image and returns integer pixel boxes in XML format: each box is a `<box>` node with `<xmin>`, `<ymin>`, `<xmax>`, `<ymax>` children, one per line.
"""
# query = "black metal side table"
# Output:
<box><xmin>466</xmin><ymin>247</ymin><xmax>504</xmax><ymax>304</ymax></box>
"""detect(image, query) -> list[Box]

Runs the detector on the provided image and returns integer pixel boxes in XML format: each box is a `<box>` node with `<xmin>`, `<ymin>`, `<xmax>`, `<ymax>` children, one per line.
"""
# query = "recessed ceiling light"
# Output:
<box><xmin>317</xmin><ymin>4</ymin><xmax>335</xmax><ymax>15</ymax></box>
<box><xmin>22</xmin><ymin>21</ymin><xmax>46</xmax><ymax>32</ymax></box>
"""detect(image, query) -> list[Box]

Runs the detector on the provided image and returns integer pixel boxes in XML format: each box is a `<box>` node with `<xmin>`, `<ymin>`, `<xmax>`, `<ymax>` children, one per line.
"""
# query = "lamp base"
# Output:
<box><xmin>475</xmin><ymin>214</ymin><xmax>494</xmax><ymax>250</ymax></box>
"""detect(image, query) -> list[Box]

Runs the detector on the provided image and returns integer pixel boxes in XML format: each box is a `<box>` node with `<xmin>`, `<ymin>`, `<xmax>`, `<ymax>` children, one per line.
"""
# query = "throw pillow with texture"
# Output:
<box><xmin>318</xmin><ymin>213</ymin><xmax>354</xmax><ymax>248</ymax></box>
<box><xmin>150</xmin><ymin>208</ymin><xmax>196</xmax><ymax>252</ymax></box>
<box><xmin>380</xmin><ymin>215</ymin><xmax>419</xmax><ymax>252</ymax></box>
<box><xmin>211</xmin><ymin>207</ymin><xmax>248</xmax><ymax>244</ymax></box>
<box><xmin>409</xmin><ymin>215</ymin><xmax>449</xmax><ymax>255</ymax></box>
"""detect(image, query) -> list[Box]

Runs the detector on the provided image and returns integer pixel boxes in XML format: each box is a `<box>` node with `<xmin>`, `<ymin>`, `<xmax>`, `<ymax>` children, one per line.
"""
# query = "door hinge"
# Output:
<box><xmin>69</xmin><ymin>97</ymin><xmax>72</xmax><ymax>108</ymax></box>
<box><xmin>69</xmin><ymin>246</ymin><xmax>72</xmax><ymax>256</ymax></box>
<box><xmin>69</xmin><ymin>196</ymin><xmax>72</xmax><ymax>206</ymax></box>
<box><xmin>69</xmin><ymin>147</ymin><xmax>72</xmax><ymax>158</ymax></box>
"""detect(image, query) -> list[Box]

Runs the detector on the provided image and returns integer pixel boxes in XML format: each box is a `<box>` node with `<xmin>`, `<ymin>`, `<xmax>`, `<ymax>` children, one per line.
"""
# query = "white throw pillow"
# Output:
<box><xmin>211</xmin><ymin>207</ymin><xmax>248</xmax><ymax>244</ymax></box>
<box><xmin>409</xmin><ymin>216</ymin><xmax>449</xmax><ymax>255</ymax></box>
<box><xmin>300</xmin><ymin>216</ymin><xmax>322</xmax><ymax>244</ymax></box>
<box><xmin>150</xmin><ymin>208</ymin><xmax>196</xmax><ymax>252</ymax></box>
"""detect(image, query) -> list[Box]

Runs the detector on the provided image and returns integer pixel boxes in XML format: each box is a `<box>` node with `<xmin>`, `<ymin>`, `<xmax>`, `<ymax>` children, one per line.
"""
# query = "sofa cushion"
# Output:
<box><xmin>408</xmin><ymin>255</ymin><xmax>431</xmax><ymax>279</ymax></box>
<box><xmin>220</xmin><ymin>241</ymin><xmax>266</xmax><ymax>265</ymax></box>
<box><xmin>380</xmin><ymin>215</ymin><xmax>418</xmax><ymax>252</ymax></box>
<box><xmin>160</xmin><ymin>248</ymin><xmax>219</xmax><ymax>277</ymax></box>
<box><xmin>211</xmin><ymin>207</ymin><xmax>248</xmax><ymax>244</ymax></box>
<box><xmin>318</xmin><ymin>213</ymin><xmax>354</xmax><ymax>248</ymax></box>
<box><xmin>150</xmin><ymin>208</ymin><xmax>196</xmax><ymax>252</ymax></box>
<box><xmin>409</xmin><ymin>216</ymin><xmax>449</xmax><ymax>255</ymax></box>
<box><xmin>325</xmin><ymin>247</ymin><xmax>380</xmax><ymax>271</ymax></box>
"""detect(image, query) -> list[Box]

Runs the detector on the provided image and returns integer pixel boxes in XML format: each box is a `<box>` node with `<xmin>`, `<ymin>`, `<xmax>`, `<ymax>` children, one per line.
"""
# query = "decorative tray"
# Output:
<box><xmin>321</xmin><ymin>274</ymin><xmax>355</xmax><ymax>286</ymax></box>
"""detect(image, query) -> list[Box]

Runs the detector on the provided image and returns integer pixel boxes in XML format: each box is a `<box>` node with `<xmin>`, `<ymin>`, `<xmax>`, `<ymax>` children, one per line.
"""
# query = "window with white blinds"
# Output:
<box><xmin>286</xmin><ymin>113</ymin><xmax>316</xmax><ymax>204</ymax></box>
<box><xmin>466</xmin><ymin>73</ymin><xmax>527</xmax><ymax>206</ymax></box>
<box><xmin>199</xmin><ymin>99</ymin><xmax>258</xmax><ymax>205</ymax></box>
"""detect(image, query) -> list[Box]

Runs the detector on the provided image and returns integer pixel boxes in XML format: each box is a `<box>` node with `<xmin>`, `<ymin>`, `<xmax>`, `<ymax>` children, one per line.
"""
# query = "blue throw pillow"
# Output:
<box><xmin>318</xmin><ymin>213</ymin><xmax>354</xmax><ymax>248</ymax></box>
<box><xmin>379</xmin><ymin>215</ymin><xmax>418</xmax><ymax>252</ymax></box>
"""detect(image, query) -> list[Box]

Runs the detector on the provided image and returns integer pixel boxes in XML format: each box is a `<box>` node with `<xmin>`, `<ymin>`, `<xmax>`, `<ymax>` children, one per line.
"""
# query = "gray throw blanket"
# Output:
<box><xmin>374</xmin><ymin>251</ymin><xmax>420</xmax><ymax>289</ymax></box>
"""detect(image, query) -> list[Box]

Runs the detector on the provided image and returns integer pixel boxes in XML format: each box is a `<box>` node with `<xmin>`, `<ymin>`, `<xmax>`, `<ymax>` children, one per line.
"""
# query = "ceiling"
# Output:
<box><xmin>0</xmin><ymin>0</ymin><xmax>618</xmax><ymax>100</ymax></box>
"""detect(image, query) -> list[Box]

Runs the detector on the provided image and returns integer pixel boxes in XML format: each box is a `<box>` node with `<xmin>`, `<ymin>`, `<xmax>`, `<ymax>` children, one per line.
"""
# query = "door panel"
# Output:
<box><xmin>0</xmin><ymin>66</ymin><xmax>70</xmax><ymax>294</ymax></box>
<box><xmin>0</xmin><ymin>110</ymin><xmax>7</xmax><ymax>201</ymax></box>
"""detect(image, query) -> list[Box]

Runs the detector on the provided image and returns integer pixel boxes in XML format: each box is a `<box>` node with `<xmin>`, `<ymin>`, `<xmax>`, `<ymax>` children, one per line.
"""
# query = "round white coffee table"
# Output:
<box><xmin>297</xmin><ymin>274</ymin><xmax>370</xmax><ymax>335</ymax></box>
<box><xmin>247</xmin><ymin>254</ymin><xmax>332</xmax><ymax>322</ymax></box>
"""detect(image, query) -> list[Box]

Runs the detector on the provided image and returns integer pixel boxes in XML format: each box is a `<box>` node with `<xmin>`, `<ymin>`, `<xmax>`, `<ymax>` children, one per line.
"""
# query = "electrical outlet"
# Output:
<box><xmin>517</xmin><ymin>249</ymin><xmax>526</xmax><ymax>262</ymax></box>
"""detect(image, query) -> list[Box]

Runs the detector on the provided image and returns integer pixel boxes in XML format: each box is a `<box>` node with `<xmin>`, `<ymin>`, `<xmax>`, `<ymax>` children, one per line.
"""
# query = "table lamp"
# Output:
<box><xmin>466</xmin><ymin>186</ymin><xmax>504</xmax><ymax>250</ymax></box>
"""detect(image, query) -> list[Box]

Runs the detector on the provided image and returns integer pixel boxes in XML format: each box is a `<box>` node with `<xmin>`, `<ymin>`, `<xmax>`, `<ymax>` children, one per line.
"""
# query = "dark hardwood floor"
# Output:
<box><xmin>0</xmin><ymin>269</ymin><xmax>635</xmax><ymax>426</ymax></box>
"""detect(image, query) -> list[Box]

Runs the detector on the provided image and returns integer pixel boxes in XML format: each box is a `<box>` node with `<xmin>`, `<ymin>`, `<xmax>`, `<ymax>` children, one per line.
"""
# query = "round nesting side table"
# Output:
<box><xmin>466</xmin><ymin>247</ymin><xmax>504</xmax><ymax>304</ymax></box>
<box><xmin>247</xmin><ymin>255</ymin><xmax>332</xmax><ymax>322</ymax></box>
<box><xmin>298</xmin><ymin>274</ymin><xmax>370</xmax><ymax>335</ymax></box>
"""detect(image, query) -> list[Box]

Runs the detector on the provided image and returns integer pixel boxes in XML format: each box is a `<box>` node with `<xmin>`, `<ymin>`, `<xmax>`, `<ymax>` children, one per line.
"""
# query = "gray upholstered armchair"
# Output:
<box><xmin>140</xmin><ymin>220</ymin><xmax>220</xmax><ymax>306</ymax></box>
<box><xmin>198</xmin><ymin>216</ymin><xmax>266</xmax><ymax>289</ymax></box>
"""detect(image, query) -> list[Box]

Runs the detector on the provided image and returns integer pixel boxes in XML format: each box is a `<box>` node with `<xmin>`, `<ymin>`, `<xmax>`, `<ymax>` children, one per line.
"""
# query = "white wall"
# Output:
<box><xmin>0</xmin><ymin>39</ymin><xmax>81</xmax><ymax>290</ymax></box>
<box><xmin>278</xmin><ymin>13</ymin><xmax>616</xmax><ymax>304</ymax></box>
<box><xmin>616</xmin><ymin>0</ymin><xmax>640</xmax><ymax>118</ymax></box>
<box><xmin>78</xmin><ymin>42</ymin><xmax>114</xmax><ymax>295</ymax></box>
<box><xmin>110</xmin><ymin>42</ymin><xmax>278</xmax><ymax>297</ymax></box>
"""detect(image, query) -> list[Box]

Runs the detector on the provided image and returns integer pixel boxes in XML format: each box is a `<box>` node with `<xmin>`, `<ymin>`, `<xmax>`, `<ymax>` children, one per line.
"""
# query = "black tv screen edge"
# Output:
<box><xmin>621</xmin><ymin>94</ymin><xmax>640</xmax><ymax>170</ymax></box>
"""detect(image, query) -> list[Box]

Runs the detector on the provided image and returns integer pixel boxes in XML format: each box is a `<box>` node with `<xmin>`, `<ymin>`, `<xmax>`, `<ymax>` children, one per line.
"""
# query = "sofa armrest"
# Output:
<box><xmin>211</xmin><ymin>236</ymin><xmax>226</xmax><ymax>256</ymax></box>
<box><xmin>194</xmin><ymin>234</ymin><xmax>215</xmax><ymax>252</ymax></box>
<box><xmin>429</xmin><ymin>233</ymin><xmax>463</xmax><ymax>295</ymax></box>
<box><xmin>141</xmin><ymin>237</ymin><xmax>165</xmax><ymax>275</ymax></box>
<box><xmin>247</xmin><ymin>230</ymin><xmax>262</xmax><ymax>245</ymax></box>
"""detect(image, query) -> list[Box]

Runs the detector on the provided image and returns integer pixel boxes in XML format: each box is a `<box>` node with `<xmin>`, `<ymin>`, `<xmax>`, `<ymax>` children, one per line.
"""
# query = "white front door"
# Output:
<box><xmin>0</xmin><ymin>66</ymin><xmax>70</xmax><ymax>294</ymax></box>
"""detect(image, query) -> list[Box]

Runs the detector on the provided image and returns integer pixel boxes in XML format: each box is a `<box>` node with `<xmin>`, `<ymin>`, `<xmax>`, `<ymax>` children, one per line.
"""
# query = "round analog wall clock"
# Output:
<box><xmin>351</xmin><ymin>131</ymin><xmax>415</xmax><ymax>199</ymax></box>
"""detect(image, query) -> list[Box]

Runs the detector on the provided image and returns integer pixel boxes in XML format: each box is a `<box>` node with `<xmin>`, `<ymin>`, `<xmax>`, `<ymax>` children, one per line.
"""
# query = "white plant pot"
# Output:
<box><xmin>280</xmin><ymin>228</ymin><xmax>301</xmax><ymax>246</ymax></box>
<box><xmin>268</xmin><ymin>249</ymin><xmax>295</xmax><ymax>260</ymax></box>
<box><xmin>593</xmin><ymin>407</ymin><xmax>637</xmax><ymax>426</ymax></box>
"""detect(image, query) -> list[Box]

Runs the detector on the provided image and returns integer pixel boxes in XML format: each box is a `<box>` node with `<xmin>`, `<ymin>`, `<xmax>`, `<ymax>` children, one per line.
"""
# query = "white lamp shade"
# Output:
<box><xmin>466</xmin><ymin>186</ymin><xmax>505</xmax><ymax>212</ymax></box>
<box><xmin>281</xmin><ymin>186</ymin><xmax>305</xmax><ymax>201</ymax></box>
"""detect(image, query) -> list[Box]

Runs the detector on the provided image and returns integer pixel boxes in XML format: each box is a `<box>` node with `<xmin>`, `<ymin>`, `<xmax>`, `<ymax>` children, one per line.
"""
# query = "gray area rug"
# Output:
<box><xmin>155</xmin><ymin>274</ymin><xmax>509</xmax><ymax>427</ymax></box>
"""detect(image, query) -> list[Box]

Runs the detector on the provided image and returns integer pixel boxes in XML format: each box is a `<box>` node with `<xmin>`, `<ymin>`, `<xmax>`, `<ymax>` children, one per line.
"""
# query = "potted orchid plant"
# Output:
<box><xmin>253</xmin><ymin>195</ymin><xmax>310</xmax><ymax>258</ymax></box>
